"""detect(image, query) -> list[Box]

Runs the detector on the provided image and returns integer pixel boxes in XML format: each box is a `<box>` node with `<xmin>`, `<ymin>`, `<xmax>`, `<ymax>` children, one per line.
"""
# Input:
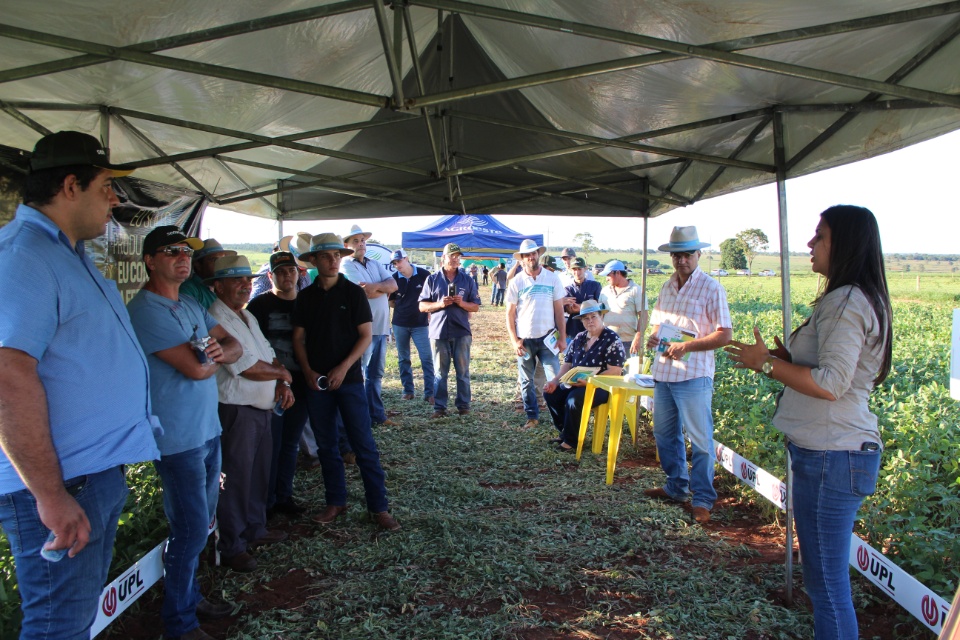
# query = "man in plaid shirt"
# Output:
<box><xmin>643</xmin><ymin>227</ymin><xmax>732</xmax><ymax>524</ymax></box>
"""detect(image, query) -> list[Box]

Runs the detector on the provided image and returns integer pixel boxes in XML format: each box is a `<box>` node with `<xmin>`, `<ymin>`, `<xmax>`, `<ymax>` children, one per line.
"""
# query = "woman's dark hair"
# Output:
<box><xmin>23</xmin><ymin>165</ymin><xmax>100</xmax><ymax>207</ymax></box>
<box><xmin>817</xmin><ymin>205</ymin><xmax>893</xmax><ymax>385</ymax></box>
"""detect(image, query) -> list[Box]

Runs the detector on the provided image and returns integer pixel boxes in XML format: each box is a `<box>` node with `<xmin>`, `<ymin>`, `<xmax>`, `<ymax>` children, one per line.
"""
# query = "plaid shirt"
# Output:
<box><xmin>650</xmin><ymin>267</ymin><xmax>731</xmax><ymax>382</ymax></box>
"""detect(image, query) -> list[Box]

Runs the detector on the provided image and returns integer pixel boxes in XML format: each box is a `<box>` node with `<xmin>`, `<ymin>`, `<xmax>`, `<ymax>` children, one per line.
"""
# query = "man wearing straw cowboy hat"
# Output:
<box><xmin>207</xmin><ymin>255</ymin><xmax>295</xmax><ymax>571</ymax></box>
<box><xmin>180</xmin><ymin>238</ymin><xmax>237</xmax><ymax>309</ymax></box>
<box><xmin>506</xmin><ymin>238</ymin><xmax>568</xmax><ymax>430</ymax></box>
<box><xmin>643</xmin><ymin>226</ymin><xmax>732</xmax><ymax>524</ymax></box>
<box><xmin>341</xmin><ymin>224</ymin><xmax>399</xmax><ymax>427</ymax></box>
<box><xmin>128</xmin><ymin>225</ymin><xmax>244</xmax><ymax>637</ymax></box>
<box><xmin>293</xmin><ymin>233</ymin><xmax>400</xmax><ymax>532</ymax></box>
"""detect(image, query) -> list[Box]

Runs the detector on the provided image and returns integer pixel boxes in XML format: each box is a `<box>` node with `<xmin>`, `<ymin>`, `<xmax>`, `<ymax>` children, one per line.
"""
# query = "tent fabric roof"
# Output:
<box><xmin>402</xmin><ymin>214</ymin><xmax>543</xmax><ymax>253</ymax></box>
<box><xmin>1</xmin><ymin>1</ymin><xmax>958</xmax><ymax>222</ymax></box>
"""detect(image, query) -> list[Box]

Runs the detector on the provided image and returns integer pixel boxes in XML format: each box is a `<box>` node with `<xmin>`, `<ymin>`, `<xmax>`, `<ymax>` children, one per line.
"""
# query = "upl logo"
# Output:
<box><xmin>739</xmin><ymin>461</ymin><xmax>757</xmax><ymax>483</ymax></box>
<box><xmin>856</xmin><ymin>545</ymin><xmax>896</xmax><ymax>594</ymax></box>
<box><xmin>101</xmin><ymin>567</ymin><xmax>146</xmax><ymax>617</ymax></box>
<box><xmin>920</xmin><ymin>594</ymin><xmax>942</xmax><ymax>627</ymax></box>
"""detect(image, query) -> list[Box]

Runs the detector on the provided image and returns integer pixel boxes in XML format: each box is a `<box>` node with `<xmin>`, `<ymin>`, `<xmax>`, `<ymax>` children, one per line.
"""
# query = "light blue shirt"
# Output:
<box><xmin>127</xmin><ymin>289</ymin><xmax>222</xmax><ymax>456</ymax></box>
<box><xmin>0</xmin><ymin>205</ymin><xmax>160</xmax><ymax>493</ymax></box>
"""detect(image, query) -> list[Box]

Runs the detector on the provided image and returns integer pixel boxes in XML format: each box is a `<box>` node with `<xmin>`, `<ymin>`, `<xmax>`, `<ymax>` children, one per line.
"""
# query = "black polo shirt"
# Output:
<box><xmin>293</xmin><ymin>274</ymin><xmax>372</xmax><ymax>384</ymax></box>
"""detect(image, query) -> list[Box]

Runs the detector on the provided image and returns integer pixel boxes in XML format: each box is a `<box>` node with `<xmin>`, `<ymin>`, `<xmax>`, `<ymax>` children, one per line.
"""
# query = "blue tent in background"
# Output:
<box><xmin>401</xmin><ymin>214</ymin><xmax>543</xmax><ymax>260</ymax></box>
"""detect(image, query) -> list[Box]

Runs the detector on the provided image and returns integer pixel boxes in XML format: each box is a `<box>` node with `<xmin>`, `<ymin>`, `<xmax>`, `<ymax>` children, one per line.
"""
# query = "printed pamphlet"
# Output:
<box><xmin>656</xmin><ymin>323</ymin><xmax>696</xmax><ymax>363</ymax></box>
<box><xmin>558</xmin><ymin>366</ymin><xmax>600</xmax><ymax>386</ymax></box>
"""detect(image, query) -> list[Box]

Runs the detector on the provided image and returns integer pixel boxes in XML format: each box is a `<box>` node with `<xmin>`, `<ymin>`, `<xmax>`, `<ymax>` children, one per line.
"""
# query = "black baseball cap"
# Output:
<box><xmin>270</xmin><ymin>251</ymin><xmax>298</xmax><ymax>272</ymax></box>
<box><xmin>142</xmin><ymin>226</ymin><xmax>204</xmax><ymax>257</ymax></box>
<box><xmin>30</xmin><ymin>131</ymin><xmax>134</xmax><ymax>176</ymax></box>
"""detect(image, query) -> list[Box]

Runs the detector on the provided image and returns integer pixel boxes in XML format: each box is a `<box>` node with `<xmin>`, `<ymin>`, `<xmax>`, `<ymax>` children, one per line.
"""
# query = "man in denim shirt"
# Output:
<box><xmin>0</xmin><ymin>131</ymin><xmax>161</xmax><ymax>639</ymax></box>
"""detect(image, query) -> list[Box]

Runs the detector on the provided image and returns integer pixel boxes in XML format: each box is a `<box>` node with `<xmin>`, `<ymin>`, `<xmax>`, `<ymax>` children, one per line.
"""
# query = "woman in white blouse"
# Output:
<box><xmin>726</xmin><ymin>205</ymin><xmax>893</xmax><ymax>640</ymax></box>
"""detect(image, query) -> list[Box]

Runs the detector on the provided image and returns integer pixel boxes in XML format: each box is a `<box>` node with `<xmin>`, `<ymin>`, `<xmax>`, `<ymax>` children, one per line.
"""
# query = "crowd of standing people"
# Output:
<box><xmin>0</xmin><ymin>130</ymin><xmax>894</xmax><ymax>640</ymax></box>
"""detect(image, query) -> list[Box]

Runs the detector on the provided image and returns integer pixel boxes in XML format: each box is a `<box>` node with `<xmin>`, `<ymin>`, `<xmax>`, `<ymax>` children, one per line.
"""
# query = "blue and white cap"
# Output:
<box><xmin>390</xmin><ymin>249</ymin><xmax>408</xmax><ymax>264</ymax></box>
<box><xmin>599</xmin><ymin>260</ymin><xmax>627</xmax><ymax>276</ymax></box>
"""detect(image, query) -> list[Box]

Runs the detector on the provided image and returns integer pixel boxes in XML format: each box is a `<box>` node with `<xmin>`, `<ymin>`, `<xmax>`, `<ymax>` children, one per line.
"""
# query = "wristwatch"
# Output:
<box><xmin>761</xmin><ymin>356</ymin><xmax>775</xmax><ymax>377</ymax></box>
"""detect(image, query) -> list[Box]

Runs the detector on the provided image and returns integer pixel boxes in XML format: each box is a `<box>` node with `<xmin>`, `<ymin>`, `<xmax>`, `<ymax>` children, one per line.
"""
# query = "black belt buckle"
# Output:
<box><xmin>860</xmin><ymin>442</ymin><xmax>880</xmax><ymax>452</ymax></box>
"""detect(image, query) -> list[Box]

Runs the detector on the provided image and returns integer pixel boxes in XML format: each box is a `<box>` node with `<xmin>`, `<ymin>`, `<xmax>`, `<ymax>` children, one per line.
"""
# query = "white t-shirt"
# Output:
<box><xmin>506</xmin><ymin>267</ymin><xmax>565</xmax><ymax>338</ymax></box>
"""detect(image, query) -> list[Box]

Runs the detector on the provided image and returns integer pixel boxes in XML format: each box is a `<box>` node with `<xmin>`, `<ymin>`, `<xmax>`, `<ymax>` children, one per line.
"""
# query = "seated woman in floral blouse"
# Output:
<box><xmin>544</xmin><ymin>300</ymin><xmax>626</xmax><ymax>452</ymax></box>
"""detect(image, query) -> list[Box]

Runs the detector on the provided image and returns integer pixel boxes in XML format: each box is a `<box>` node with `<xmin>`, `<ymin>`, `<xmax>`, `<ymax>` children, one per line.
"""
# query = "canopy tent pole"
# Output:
<box><xmin>277</xmin><ymin>179</ymin><xmax>285</xmax><ymax>244</ymax></box>
<box><xmin>773</xmin><ymin>109</ymin><xmax>795</xmax><ymax>606</ymax></box>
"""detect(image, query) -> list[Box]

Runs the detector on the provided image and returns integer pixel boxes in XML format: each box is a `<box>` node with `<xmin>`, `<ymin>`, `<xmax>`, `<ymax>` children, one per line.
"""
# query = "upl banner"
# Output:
<box><xmin>87</xmin><ymin>177</ymin><xmax>207</xmax><ymax>303</ymax></box>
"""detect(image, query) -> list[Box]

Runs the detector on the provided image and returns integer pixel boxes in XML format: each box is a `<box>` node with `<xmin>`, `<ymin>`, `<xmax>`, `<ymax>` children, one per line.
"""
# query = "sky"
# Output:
<box><xmin>202</xmin><ymin>128</ymin><xmax>960</xmax><ymax>255</ymax></box>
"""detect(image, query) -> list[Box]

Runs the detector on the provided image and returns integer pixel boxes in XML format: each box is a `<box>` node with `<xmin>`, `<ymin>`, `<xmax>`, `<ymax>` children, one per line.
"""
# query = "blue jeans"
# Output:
<box><xmin>544</xmin><ymin>384</ymin><xmax>609</xmax><ymax>446</ymax></box>
<box><xmin>652</xmin><ymin>377</ymin><xmax>717</xmax><ymax>509</ymax></box>
<box><xmin>432</xmin><ymin>336</ymin><xmax>472</xmax><ymax>411</ymax></box>
<box><xmin>362</xmin><ymin>334</ymin><xmax>388</xmax><ymax>423</ymax></box>
<box><xmin>492</xmin><ymin>287</ymin><xmax>504</xmax><ymax>306</ymax></box>
<box><xmin>517</xmin><ymin>337</ymin><xmax>561</xmax><ymax>420</ymax></box>
<box><xmin>789</xmin><ymin>442</ymin><xmax>881</xmax><ymax>640</ymax></box>
<box><xmin>305</xmin><ymin>382</ymin><xmax>389</xmax><ymax>512</ymax></box>
<box><xmin>0</xmin><ymin>466</ymin><xmax>127</xmax><ymax>640</ymax></box>
<box><xmin>154</xmin><ymin>437</ymin><xmax>221</xmax><ymax>637</ymax></box>
<box><xmin>269</xmin><ymin>379</ymin><xmax>309</xmax><ymax>508</ymax></box>
<box><xmin>393</xmin><ymin>324</ymin><xmax>434</xmax><ymax>399</ymax></box>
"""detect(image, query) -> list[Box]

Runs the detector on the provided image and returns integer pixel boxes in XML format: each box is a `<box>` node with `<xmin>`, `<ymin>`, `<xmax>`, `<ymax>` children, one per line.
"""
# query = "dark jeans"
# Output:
<box><xmin>544</xmin><ymin>385</ymin><xmax>609</xmax><ymax>446</ymax></box>
<box><xmin>432</xmin><ymin>336</ymin><xmax>472</xmax><ymax>411</ymax></box>
<box><xmin>306</xmin><ymin>382</ymin><xmax>389</xmax><ymax>512</ymax></box>
<box><xmin>154</xmin><ymin>437</ymin><xmax>221</xmax><ymax>637</ymax></box>
<box><xmin>217</xmin><ymin>404</ymin><xmax>272</xmax><ymax>557</ymax></box>
<box><xmin>0</xmin><ymin>466</ymin><xmax>127</xmax><ymax>640</ymax></box>
<box><xmin>268</xmin><ymin>378</ymin><xmax>309</xmax><ymax>508</ymax></box>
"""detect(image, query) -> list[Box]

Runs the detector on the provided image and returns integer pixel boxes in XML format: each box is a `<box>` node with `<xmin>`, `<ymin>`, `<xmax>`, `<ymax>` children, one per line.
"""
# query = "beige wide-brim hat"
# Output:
<box><xmin>204</xmin><ymin>255</ymin><xmax>254</xmax><ymax>283</ymax></box>
<box><xmin>513</xmin><ymin>238</ymin><xmax>546</xmax><ymax>259</ymax></box>
<box><xmin>278</xmin><ymin>233</ymin><xmax>314</xmax><ymax>268</ymax></box>
<box><xmin>657</xmin><ymin>226</ymin><xmax>710</xmax><ymax>253</ymax></box>
<box><xmin>299</xmin><ymin>233</ymin><xmax>355</xmax><ymax>261</ymax></box>
<box><xmin>343</xmin><ymin>224</ymin><xmax>373</xmax><ymax>243</ymax></box>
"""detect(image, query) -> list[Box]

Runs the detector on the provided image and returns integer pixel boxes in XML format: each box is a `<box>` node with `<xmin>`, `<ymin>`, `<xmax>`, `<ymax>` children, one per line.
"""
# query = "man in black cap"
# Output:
<box><xmin>0</xmin><ymin>131</ymin><xmax>163</xmax><ymax>639</ymax></box>
<box><xmin>247</xmin><ymin>252</ymin><xmax>311</xmax><ymax>516</ymax></box>
<box><xmin>128</xmin><ymin>225</ymin><xmax>243</xmax><ymax>639</ymax></box>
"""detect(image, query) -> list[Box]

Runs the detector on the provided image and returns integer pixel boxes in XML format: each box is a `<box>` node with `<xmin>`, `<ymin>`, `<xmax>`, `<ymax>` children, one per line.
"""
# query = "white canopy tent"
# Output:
<box><xmin>2</xmin><ymin>0</ymin><xmax>959</xmax><ymax>606</ymax></box>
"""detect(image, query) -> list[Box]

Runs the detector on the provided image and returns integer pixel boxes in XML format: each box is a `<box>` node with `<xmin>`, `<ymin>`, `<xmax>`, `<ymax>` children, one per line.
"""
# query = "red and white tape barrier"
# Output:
<box><xmin>714</xmin><ymin>440</ymin><xmax>953</xmax><ymax>635</ymax></box>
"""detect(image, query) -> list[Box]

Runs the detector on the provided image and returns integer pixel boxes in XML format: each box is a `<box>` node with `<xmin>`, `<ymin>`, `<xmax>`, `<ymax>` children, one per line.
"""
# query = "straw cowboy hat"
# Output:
<box><xmin>298</xmin><ymin>233</ymin><xmax>354</xmax><ymax>261</ymax></box>
<box><xmin>193</xmin><ymin>238</ymin><xmax>237</xmax><ymax>261</ymax></box>
<box><xmin>278</xmin><ymin>233</ymin><xmax>314</xmax><ymax>268</ymax></box>
<box><xmin>204</xmin><ymin>255</ymin><xmax>254</xmax><ymax>283</ymax></box>
<box><xmin>657</xmin><ymin>226</ymin><xmax>710</xmax><ymax>253</ymax></box>
<box><xmin>513</xmin><ymin>238</ymin><xmax>546</xmax><ymax>259</ymax></box>
<box><xmin>343</xmin><ymin>224</ymin><xmax>373</xmax><ymax>243</ymax></box>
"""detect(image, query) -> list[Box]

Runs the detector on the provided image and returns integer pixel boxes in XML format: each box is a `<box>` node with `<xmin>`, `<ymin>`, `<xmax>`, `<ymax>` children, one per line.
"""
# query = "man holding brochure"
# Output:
<box><xmin>643</xmin><ymin>227</ymin><xmax>732</xmax><ymax>524</ymax></box>
<box><xmin>506</xmin><ymin>239</ymin><xmax>567</xmax><ymax>430</ymax></box>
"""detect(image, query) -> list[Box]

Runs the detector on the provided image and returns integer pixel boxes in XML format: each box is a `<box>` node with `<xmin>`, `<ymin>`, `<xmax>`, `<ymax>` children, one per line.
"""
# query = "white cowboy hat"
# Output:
<box><xmin>343</xmin><ymin>224</ymin><xmax>373</xmax><ymax>243</ymax></box>
<box><xmin>513</xmin><ymin>238</ymin><xmax>546</xmax><ymax>259</ymax></box>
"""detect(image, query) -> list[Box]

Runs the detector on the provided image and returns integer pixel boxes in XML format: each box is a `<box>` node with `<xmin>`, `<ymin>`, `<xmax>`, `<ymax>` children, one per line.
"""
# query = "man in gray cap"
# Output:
<box><xmin>643</xmin><ymin>226</ymin><xmax>732</xmax><ymax>524</ymax></box>
<box><xmin>559</xmin><ymin>247</ymin><xmax>595</xmax><ymax>286</ymax></box>
<box><xmin>180</xmin><ymin>238</ymin><xmax>237</xmax><ymax>309</ymax></box>
<box><xmin>340</xmin><ymin>224</ymin><xmax>398</xmax><ymax>427</ymax></box>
